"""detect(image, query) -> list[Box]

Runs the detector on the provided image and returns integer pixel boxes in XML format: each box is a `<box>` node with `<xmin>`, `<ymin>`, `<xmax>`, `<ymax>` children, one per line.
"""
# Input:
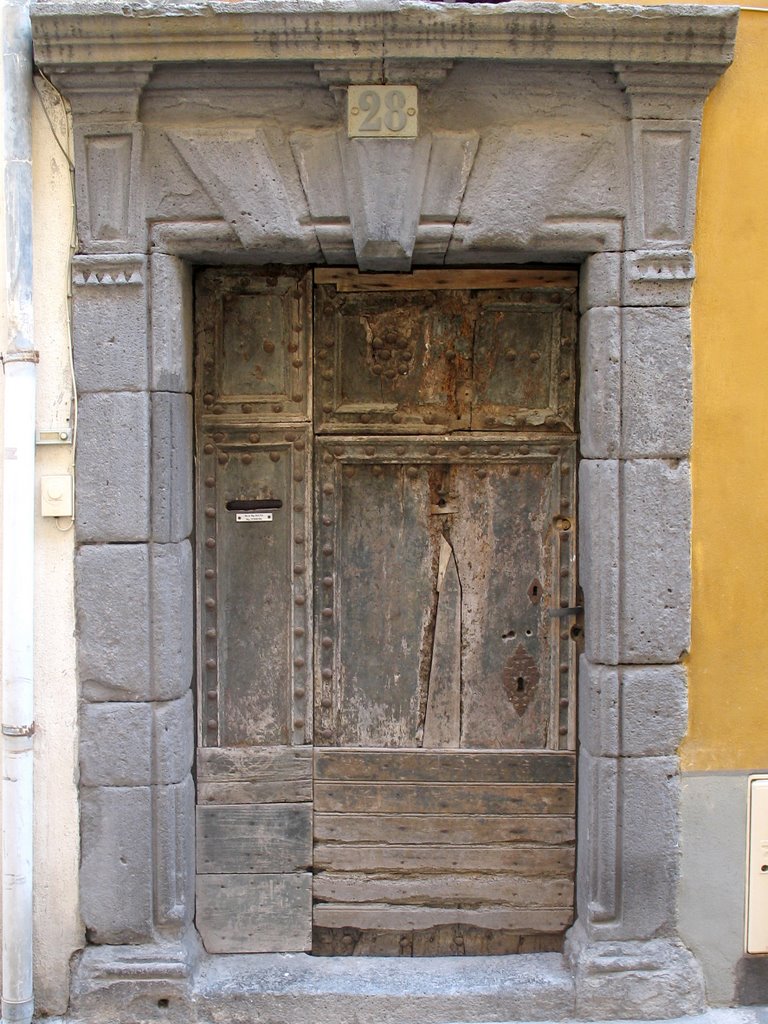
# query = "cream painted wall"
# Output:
<box><xmin>29</xmin><ymin>75</ymin><xmax>82</xmax><ymax>1015</ymax></box>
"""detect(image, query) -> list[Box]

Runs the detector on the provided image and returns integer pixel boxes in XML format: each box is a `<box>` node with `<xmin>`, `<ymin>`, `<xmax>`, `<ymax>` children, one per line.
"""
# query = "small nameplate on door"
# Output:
<box><xmin>236</xmin><ymin>512</ymin><xmax>273</xmax><ymax>523</ymax></box>
<box><xmin>348</xmin><ymin>86</ymin><xmax>418</xmax><ymax>139</ymax></box>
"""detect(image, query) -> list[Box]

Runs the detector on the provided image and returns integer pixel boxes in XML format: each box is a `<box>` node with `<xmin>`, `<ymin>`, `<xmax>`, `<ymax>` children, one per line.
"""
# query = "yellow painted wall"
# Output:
<box><xmin>557</xmin><ymin>0</ymin><xmax>768</xmax><ymax>770</ymax></box>
<box><xmin>684</xmin><ymin>6</ymin><xmax>768</xmax><ymax>771</ymax></box>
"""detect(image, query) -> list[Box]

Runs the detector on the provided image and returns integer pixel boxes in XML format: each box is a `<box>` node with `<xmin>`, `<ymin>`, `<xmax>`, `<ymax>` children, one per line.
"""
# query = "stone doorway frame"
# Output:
<box><xmin>31</xmin><ymin>3</ymin><xmax>738</xmax><ymax>1020</ymax></box>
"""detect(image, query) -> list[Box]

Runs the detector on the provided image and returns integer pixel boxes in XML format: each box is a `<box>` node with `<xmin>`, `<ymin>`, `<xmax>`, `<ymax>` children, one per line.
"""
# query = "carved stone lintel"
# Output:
<box><xmin>291</xmin><ymin>128</ymin><xmax>478</xmax><ymax>269</ymax></box>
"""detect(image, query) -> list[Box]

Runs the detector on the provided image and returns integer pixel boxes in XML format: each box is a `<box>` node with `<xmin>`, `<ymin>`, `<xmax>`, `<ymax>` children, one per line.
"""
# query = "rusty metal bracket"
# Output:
<box><xmin>548</xmin><ymin>606</ymin><xmax>583</xmax><ymax>618</ymax></box>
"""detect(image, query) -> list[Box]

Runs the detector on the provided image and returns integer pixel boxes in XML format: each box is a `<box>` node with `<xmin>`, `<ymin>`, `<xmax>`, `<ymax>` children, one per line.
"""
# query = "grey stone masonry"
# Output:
<box><xmin>149</xmin><ymin>254</ymin><xmax>193</xmax><ymax>394</ymax></box>
<box><xmin>579</xmin><ymin>459</ymin><xmax>620</xmax><ymax>666</ymax></box>
<box><xmin>76</xmin><ymin>542</ymin><xmax>193</xmax><ymax>703</ymax></box>
<box><xmin>75</xmin><ymin>391</ymin><xmax>151</xmax><ymax>543</ymax></box>
<box><xmin>579</xmin><ymin>307</ymin><xmax>621</xmax><ymax>459</ymax></box>
<box><xmin>151</xmin><ymin>392</ymin><xmax>193</xmax><ymax>544</ymax></box>
<box><xmin>579</xmin><ymin>657</ymin><xmax>688</xmax><ymax>759</ymax></box>
<box><xmin>80</xmin><ymin>693</ymin><xmax>193</xmax><ymax>787</ymax></box>
<box><xmin>577</xmin><ymin>749</ymin><xmax>682</xmax><ymax>942</ymax></box>
<box><xmin>621</xmin><ymin>307</ymin><xmax>692</xmax><ymax>459</ymax></box>
<box><xmin>72</xmin><ymin>255</ymin><xmax>149</xmax><ymax>392</ymax></box>
<box><xmin>620</xmin><ymin>459</ymin><xmax>691</xmax><ymax>663</ymax></box>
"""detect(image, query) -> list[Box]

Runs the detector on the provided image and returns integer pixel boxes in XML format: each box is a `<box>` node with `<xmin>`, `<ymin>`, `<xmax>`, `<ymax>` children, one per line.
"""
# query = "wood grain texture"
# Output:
<box><xmin>198</xmin><ymin>745</ymin><xmax>312</xmax><ymax>782</ymax></box>
<box><xmin>314</xmin><ymin>782</ymin><xmax>574</xmax><ymax>816</ymax></box>
<box><xmin>197</xmin><ymin>803</ymin><xmax>312</xmax><ymax>874</ymax></box>
<box><xmin>315</xmin><ymin>268</ymin><xmax>578</xmax><ymax>291</ymax></box>
<box><xmin>312</xmin><ymin>924</ymin><xmax>564</xmax><ymax>956</ymax></box>
<box><xmin>313</xmin><ymin>872</ymin><xmax>572</xmax><ymax>906</ymax></box>
<box><xmin>314</xmin><ymin>813</ymin><xmax>575</xmax><ymax>846</ymax></box>
<box><xmin>198</xmin><ymin>746</ymin><xmax>312</xmax><ymax>802</ymax></box>
<box><xmin>313</xmin><ymin>843</ymin><xmax>574</xmax><ymax>874</ymax></box>
<box><xmin>196</xmin><ymin>872</ymin><xmax>312</xmax><ymax>953</ymax></box>
<box><xmin>198</xmin><ymin>780</ymin><xmax>311</xmax><ymax>805</ymax></box>
<box><xmin>312</xmin><ymin>904</ymin><xmax>573</xmax><ymax>932</ymax></box>
<box><xmin>314</xmin><ymin>748</ymin><xmax>575</xmax><ymax>784</ymax></box>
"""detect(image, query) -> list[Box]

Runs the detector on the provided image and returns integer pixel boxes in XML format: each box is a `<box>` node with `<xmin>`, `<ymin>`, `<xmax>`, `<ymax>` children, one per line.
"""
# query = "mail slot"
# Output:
<box><xmin>226</xmin><ymin>498</ymin><xmax>283</xmax><ymax>511</ymax></box>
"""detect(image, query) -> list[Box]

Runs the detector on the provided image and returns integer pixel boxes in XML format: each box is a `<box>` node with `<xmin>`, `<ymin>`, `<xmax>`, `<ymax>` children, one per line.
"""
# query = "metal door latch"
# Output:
<box><xmin>548</xmin><ymin>606</ymin><xmax>584</xmax><ymax>618</ymax></box>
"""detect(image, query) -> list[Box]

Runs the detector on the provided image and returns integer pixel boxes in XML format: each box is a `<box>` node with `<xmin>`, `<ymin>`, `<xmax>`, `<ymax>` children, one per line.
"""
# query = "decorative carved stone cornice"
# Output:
<box><xmin>32</xmin><ymin>1</ymin><xmax>738</xmax><ymax>76</ymax></box>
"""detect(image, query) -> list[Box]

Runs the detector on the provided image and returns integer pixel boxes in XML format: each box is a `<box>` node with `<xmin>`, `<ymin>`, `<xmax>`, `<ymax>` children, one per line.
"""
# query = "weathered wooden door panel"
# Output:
<box><xmin>312</xmin><ymin>748</ymin><xmax>575</xmax><ymax>955</ymax></box>
<box><xmin>198</xmin><ymin>425</ymin><xmax>311</xmax><ymax>748</ymax></box>
<box><xmin>195</xmin><ymin>269</ymin><xmax>313</xmax><ymax>955</ymax></box>
<box><xmin>196</xmin><ymin>268</ymin><xmax>311</xmax><ymax>421</ymax></box>
<box><xmin>471</xmin><ymin>291</ymin><xmax>576</xmax><ymax>432</ymax></box>
<box><xmin>314</xmin><ymin>438</ymin><xmax>576</xmax><ymax>750</ymax></box>
<box><xmin>314</xmin><ymin>269</ymin><xmax>576</xmax><ymax>435</ymax></box>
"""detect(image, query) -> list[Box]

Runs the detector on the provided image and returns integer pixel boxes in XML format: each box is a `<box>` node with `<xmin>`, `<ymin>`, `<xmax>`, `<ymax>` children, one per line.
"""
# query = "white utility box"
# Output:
<box><xmin>746</xmin><ymin>775</ymin><xmax>768</xmax><ymax>953</ymax></box>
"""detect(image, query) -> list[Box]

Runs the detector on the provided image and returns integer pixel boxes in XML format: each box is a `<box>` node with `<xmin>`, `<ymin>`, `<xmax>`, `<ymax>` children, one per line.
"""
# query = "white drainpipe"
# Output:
<box><xmin>1</xmin><ymin>0</ymin><xmax>36</xmax><ymax>1022</ymax></box>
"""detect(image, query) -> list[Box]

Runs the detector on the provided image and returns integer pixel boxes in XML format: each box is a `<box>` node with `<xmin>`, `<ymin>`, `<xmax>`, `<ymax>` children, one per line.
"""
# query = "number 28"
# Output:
<box><xmin>358</xmin><ymin>89</ymin><xmax>408</xmax><ymax>133</ymax></box>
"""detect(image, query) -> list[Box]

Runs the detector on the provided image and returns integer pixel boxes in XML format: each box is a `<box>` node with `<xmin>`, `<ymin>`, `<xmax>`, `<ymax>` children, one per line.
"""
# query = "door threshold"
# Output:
<box><xmin>193</xmin><ymin>950</ymin><xmax>575</xmax><ymax>1022</ymax></box>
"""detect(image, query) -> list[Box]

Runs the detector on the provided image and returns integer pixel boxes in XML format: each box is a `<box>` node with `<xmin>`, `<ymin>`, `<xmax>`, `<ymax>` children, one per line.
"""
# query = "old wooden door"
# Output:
<box><xmin>194</xmin><ymin>267</ymin><xmax>579</xmax><ymax>956</ymax></box>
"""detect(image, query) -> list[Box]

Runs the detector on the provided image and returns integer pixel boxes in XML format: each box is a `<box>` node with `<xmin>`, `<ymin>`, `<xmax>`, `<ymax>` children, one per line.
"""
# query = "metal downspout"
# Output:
<box><xmin>1</xmin><ymin>0</ymin><xmax>36</xmax><ymax>1022</ymax></box>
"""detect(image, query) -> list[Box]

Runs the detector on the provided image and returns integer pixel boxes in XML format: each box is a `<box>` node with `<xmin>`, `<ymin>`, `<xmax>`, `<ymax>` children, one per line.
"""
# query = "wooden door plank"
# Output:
<box><xmin>313</xmin><ymin>872</ymin><xmax>572</xmax><ymax>906</ymax></box>
<box><xmin>314</xmin><ymin>268</ymin><xmax>579</xmax><ymax>291</ymax></box>
<box><xmin>197</xmin><ymin>804</ymin><xmax>312</xmax><ymax>874</ymax></box>
<box><xmin>314</xmin><ymin>813</ymin><xmax>575</xmax><ymax>845</ymax></box>
<box><xmin>313</xmin><ymin>843</ymin><xmax>574</xmax><ymax>875</ymax></box>
<box><xmin>314</xmin><ymin>748</ymin><xmax>575</xmax><ymax>784</ymax></box>
<box><xmin>197</xmin><ymin>873</ymin><xmax>311</xmax><ymax>953</ymax></box>
<box><xmin>312</xmin><ymin>904</ymin><xmax>574</xmax><ymax>932</ymax></box>
<box><xmin>198</xmin><ymin>745</ymin><xmax>312</xmax><ymax>783</ymax></box>
<box><xmin>314</xmin><ymin>782</ymin><xmax>574</xmax><ymax>816</ymax></box>
<box><xmin>198</xmin><ymin>780</ymin><xmax>311</xmax><ymax>805</ymax></box>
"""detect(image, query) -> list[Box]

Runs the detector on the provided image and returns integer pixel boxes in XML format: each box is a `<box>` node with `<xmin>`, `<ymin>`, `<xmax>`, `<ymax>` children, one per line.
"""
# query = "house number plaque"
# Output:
<box><xmin>347</xmin><ymin>85</ymin><xmax>418</xmax><ymax>138</ymax></box>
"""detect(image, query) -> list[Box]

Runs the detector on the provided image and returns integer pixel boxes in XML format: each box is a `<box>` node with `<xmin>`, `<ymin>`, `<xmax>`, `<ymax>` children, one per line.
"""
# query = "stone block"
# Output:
<box><xmin>579</xmin><ymin>307</ymin><xmax>620</xmax><ymax>458</ymax></box>
<box><xmin>579</xmin><ymin>459</ymin><xmax>619</xmax><ymax>665</ymax></box>
<box><xmin>151</xmin><ymin>541</ymin><xmax>194</xmax><ymax>701</ymax></box>
<box><xmin>80</xmin><ymin>786</ymin><xmax>154</xmax><ymax>944</ymax></box>
<box><xmin>80</xmin><ymin>702</ymin><xmax>152</xmax><ymax>786</ymax></box>
<box><xmin>579</xmin><ymin>251</ymin><xmax>621</xmax><ymax>311</ymax></box>
<box><xmin>620</xmin><ymin>459</ymin><xmax>691</xmax><ymax>663</ymax></box>
<box><xmin>578</xmin><ymin>751</ymin><xmax>682</xmax><ymax>942</ymax></box>
<box><xmin>622</xmin><ymin>249</ymin><xmax>694</xmax><ymax>307</ymax></box>
<box><xmin>76</xmin><ymin>544</ymin><xmax>151</xmax><ymax>702</ymax></box>
<box><xmin>72</xmin><ymin>256</ymin><xmax>148</xmax><ymax>393</ymax></box>
<box><xmin>621</xmin><ymin>664</ymin><xmax>687</xmax><ymax>756</ymax></box>
<box><xmin>621</xmin><ymin>307</ymin><xmax>692</xmax><ymax>458</ymax></box>
<box><xmin>576</xmin><ymin>749</ymin><xmax>619</xmax><ymax>926</ymax></box>
<box><xmin>151</xmin><ymin>392</ymin><xmax>193</xmax><ymax>543</ymax></box>
<box><xmin>578</xmin><ymin>657</ymin><xmax>619</xmax><ymax>758</ymax></box>
<box><xmin>153</xmin><ymin>693</ymin><xmax>194</xmax><ymax>786</ymax></box>
<box><xmin>154</xmin><ymin>775</ymin><xmax>195</xmax><ymax>929</ymax></box>
<box><xmin>567</xmin><ymin>920</ymin><xmax>706</xmax><ymax>1020</ymax></box>
<box><xmin>76</xmin><ymin>392</ymin><xmax>151</xmax><ymax>543</ymax></box>
<box><xmin>149</xmin><ymin>254</ymin><xmax>193</xmax><ymax>393</ymax></box>
<box><xmin>79</xmin><ymin>694</ymin><xmax>193</xmax><ymax>787</ymax></box>
<box><xmin>626</xmin><ymin>120</ymin><xmax>698</xmax><ymax>250</ymax></box>
<box><xmin>70</xmin><ymin>937</ymin><xmax>197</xmax><ymax>1024</ymax></box>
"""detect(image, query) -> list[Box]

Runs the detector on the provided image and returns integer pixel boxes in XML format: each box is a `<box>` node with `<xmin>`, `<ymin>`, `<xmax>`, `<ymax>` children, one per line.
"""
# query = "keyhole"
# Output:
<box><xmin>531</xmin><ymin>585</ymin><xmax>538</xmax><ymax>598</ymax></box>
<box><xmin>516</xmin><ymin>676</ymin><xmax>525</xmax><ymax>692</ymax></box>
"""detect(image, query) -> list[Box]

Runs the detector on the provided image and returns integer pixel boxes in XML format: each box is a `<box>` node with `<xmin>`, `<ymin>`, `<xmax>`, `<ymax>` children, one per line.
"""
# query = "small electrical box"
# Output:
<box><xmin>41</xmin><ymin>474</ymin><xmax>73</xmax><ymax>518</ymax></box>
<box><xmin>746</xmin><ymin>775</ymin><xmax>768</xmax><ymax>953</ymax></box>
